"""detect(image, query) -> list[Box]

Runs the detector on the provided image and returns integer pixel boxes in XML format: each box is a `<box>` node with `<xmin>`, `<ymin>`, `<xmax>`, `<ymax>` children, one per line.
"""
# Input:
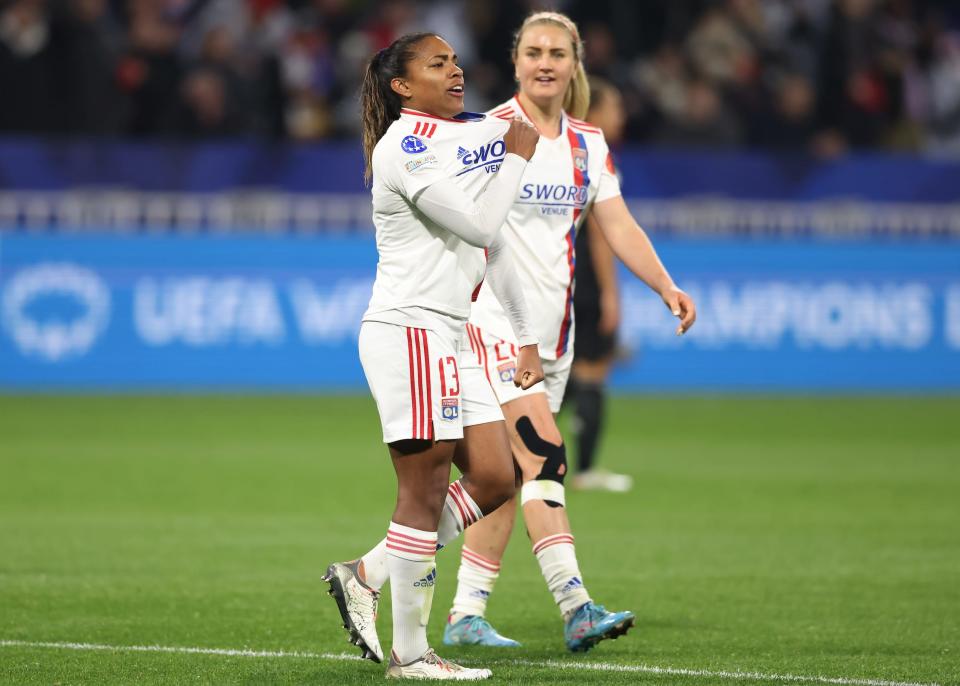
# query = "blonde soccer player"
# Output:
<box><xmin>440</xmin><ymin>12</ymin><xmax>697</xmax><ymax>652</ymax></box>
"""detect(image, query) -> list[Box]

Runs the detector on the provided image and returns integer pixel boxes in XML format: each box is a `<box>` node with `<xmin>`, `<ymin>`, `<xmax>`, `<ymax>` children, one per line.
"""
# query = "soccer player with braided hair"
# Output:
<box><xmin>322</xmin><ymin>32</ymin><xmax>542</xmax><ymax>680</ymax></box>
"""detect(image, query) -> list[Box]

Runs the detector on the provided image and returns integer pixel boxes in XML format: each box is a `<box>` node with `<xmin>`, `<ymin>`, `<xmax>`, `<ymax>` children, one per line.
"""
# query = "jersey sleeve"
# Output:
<box><xmin>594</xmin><ymin>140</ymin><xmax>622</xmax><ymax>204</ymax></box>
<box><xmin>377</xmin><ymin>133</ymin><xmax>450</xmax><ymax>200</ymax></box>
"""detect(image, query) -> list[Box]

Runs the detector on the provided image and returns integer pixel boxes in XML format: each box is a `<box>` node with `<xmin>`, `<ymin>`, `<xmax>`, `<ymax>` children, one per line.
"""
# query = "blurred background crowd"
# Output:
<box><xmin>1</xmin><ymin>0</ymin><xmax>960</xmax><ymax>156</ymax></box>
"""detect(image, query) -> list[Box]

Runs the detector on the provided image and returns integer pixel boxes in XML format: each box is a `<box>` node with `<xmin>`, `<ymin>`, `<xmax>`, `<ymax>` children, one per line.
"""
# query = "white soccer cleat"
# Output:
<box><xmin>322</xmin><ymin>560</ymin><xmax>383</xmax><ymax>663</ymax></box>
<box><xmin>385</xmin><ymin>648</ymin><xmax>492</xmax><ymax>680</ymax></box>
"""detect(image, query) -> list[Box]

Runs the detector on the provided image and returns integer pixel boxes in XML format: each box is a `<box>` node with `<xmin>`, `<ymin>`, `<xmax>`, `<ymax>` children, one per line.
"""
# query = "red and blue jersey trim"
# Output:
<box><xmin>555</xmin><ymin>128</ymin><xmax>590</xmax><ymax>358</ymax></box>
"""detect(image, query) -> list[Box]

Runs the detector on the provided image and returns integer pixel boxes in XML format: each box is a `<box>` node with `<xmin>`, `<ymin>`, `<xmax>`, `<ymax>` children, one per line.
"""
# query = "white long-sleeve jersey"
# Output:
<box><xmin>363</xmin><ymin>108</ymin><xmax>535</xmax><ymax>345</ymax></box>
<box><xmin>469</xmin><ymin>97</ymin><xmax>622</xmax><ymax>360</ymax></box>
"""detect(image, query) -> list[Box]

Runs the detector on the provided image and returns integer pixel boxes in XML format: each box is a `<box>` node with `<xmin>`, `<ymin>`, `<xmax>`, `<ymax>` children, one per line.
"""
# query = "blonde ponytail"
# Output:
<box><xmin>565</xmin><ymin>61</ymin><xmax>590</xmax><ymax>120</ymax></box>
<box><xmin>512</xmin><ymin>11</ymin><xmax>590</xmax><ymax>119</ymax></box>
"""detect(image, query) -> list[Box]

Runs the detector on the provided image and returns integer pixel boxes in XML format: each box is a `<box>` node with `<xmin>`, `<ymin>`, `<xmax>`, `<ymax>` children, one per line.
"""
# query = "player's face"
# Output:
<box><xmin>393</xmin><ymin>36</ymin><xmax>464</xmax><ymax>119</ymax></box>
<box><xmin>514</xmin><ymin>24</ymin><xmax>576</xmax><ymax>107</ymax></box>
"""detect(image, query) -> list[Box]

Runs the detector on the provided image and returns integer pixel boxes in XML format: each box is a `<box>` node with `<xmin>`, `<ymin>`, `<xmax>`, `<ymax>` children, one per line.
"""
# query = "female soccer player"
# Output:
<box><xmin>441</xmin><ymin>12</ymin><xmax>697</xmax><ymax>652</ymax></box>
<box><xmin>323</xmin><ymin>32</ymin><xmax>541</xmax><ymax>680</ymax></box>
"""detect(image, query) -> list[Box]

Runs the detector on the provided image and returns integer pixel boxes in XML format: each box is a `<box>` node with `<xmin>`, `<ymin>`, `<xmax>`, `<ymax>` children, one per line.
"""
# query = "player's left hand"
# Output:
<box><xmin>515</xmin><ymin>344</ymin><xmax>545</xmax><ymax>390</ymax></box>
<box><xmin>662</xmin><ymin>285</ymin><xmax>696</xmax><ymax>335</ymax></box>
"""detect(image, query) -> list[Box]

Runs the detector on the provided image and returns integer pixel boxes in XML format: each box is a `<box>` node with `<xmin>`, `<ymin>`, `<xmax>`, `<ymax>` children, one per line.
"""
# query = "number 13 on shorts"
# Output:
<box><xmin>439</xmin><ymin>355</ymin><xmax>460</xmax><ymax>421</ymax></box>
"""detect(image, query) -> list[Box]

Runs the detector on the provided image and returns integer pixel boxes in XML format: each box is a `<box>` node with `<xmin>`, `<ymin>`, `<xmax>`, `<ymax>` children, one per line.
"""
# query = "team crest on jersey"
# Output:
<box><xmin>497</xmin><ymin>362</ymin><xmax>516</xmax><ymax>383</ymax></box>
<box><xmin>572</xmin><ymin>147</ymin><xmax>588</xmax><ymax>172</ymax></box>
<box><xmin>441</xmin><ymin>397</ymin><xmax>460</xmax><ymax>420</ymax></box>
<box><xmin>401</xmin><ymin>135</ymin><xmax>428</xmax><ymax>154</ymax></box>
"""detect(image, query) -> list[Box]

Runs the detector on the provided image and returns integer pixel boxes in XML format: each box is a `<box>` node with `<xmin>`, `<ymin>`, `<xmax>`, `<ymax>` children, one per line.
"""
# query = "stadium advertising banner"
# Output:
<box><xmin>1</xmin><ymin>233</ymin><xmax>957</xmax><ymax>392</ymax></box>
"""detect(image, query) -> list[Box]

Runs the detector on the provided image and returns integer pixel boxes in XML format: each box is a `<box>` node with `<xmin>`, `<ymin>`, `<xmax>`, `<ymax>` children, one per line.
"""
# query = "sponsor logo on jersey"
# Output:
<box><xmin>519</xmin><ymin>183</ymin><xmax>589</xmax><ymax>205</ymax></box>
<box><xmin>497</xmin><ymin>361</ymin><xmax>516</xmax><ymax>383</ymax></box>
<box><xmin>404</xmin><ymin>154</ymin><xmax>438</xmax><ymax>173</ymax></box>
<box><xmin>414</xmin><ymin>568</ymin><xmax>437</xmax><ymax>587</ymax></box>
<box><xmin>441</xmin><ymin>397</ymin><xmax>460</xmax><ymax>420</ymax></box>
<box><xmin>456</xmin><ymin>146</ymin><xmax>469</xmax><ymax>159</ymax></box>
<box><xmin>572</xmin><ymin>147</ymin><xmax>588</xmax><ymax>172</ymax></box>
<box><xmin>401</xmin><ymin>135</ymin><xmax>428</xmax><ymax>154</ymax></box>
<box><xmin>459</xmin><ymin>139</ymin><xmax>506</xmax><ymax>168</ymax></box>
<box><xmin>2</xmin><ymin>262</ymin><xmax>111</xmax><ymax>362</ymax></box>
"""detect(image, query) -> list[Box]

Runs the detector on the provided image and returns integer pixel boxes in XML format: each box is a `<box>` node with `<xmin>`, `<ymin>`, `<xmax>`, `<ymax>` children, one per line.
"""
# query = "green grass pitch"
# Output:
<box><xmin>1</xmin><ymin>395</ymin><xmax>958</xmax><ymax>685</ymax></box>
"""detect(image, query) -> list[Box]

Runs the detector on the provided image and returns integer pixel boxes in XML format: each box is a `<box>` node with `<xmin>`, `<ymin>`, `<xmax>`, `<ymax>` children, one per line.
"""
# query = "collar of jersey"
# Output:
<box><xmin>511</xmin><ymin>94</ymin><xmax>566</xmax><ymax>136</ymax></box>
<box><xmin>399</xmin><ymin>108</ymin><xmax>486</xmax><ymax>123</ymax></box>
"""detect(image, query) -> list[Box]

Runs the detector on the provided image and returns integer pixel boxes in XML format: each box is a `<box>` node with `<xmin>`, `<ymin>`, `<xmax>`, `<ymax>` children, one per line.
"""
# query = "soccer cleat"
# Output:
<box><xmin>385</xmin><ymin>648</ymin><xmax>492</xmax><ymax>680</ymax></box>
<box><xmin>564</xmin><ymin>601</ymin><xmax>635</xmax><ymax>652</ymax></box>
<box><xmin>442</xmin><ymin>614</ymin><xmax>521</xmax><ymax>647</ymax></box>
<box><xmin>322</xmin><ymin>560</ymin><xmax>383</xmax><ymax>663</ymax></box>
<box><xmin>571</xmin><ymin>469</ymin><xmax>633</xmax><ymax>493</ymax></box>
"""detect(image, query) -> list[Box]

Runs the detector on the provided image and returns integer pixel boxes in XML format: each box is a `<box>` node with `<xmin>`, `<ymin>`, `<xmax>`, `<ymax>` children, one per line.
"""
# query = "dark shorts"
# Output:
<box><xmin>573</xmin><ymin>306</ymin><xmax>616</xmax><ymax>362</ymax></box>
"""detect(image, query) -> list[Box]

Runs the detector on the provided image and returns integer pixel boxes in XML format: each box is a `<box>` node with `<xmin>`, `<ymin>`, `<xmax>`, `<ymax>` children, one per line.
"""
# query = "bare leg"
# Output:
<box><xmin>389</xmin><ymin>438</ymin><xmax>456</xmax><ymax>530</ymax></box>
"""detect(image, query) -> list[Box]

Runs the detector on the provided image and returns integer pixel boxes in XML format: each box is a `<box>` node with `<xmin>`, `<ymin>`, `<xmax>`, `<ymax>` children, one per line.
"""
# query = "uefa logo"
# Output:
<box><xmin>1</xmin><ymin>263</ymin><xmax>111</xmax><ymax>362</ymax></box>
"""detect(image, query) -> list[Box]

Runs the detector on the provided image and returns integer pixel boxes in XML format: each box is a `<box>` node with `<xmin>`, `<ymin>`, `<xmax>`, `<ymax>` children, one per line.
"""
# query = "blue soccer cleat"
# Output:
<box><xmin>564</xmin><ymin>602</ymin><xmax>635</xmax><ymax>652</ymax></box>
<box><xmin>442</xmin><ymin>614</ymin><xmax>522</xmax><ymax>647</ymax></box>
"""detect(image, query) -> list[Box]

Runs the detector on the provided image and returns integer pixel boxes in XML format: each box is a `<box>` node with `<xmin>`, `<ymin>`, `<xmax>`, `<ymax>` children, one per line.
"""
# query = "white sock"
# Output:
<box><xmin>360</xmin><ymin>538</ymin><xmax>389</xmax><ymax>589</ymax></box>
<box><xmin>533</xmin><ymin>533</ymin><xmax>591</xmax><ymax>618</ymax></box>
<box><xmin>386</xmin><ymin>522</ymin><xmax>437</xmax><ymax>664</ymax></box>
<box><xmin>450</xmin><ymin>546</ymin><xmax>500</xmax><ymax>618</ymax></box>
<box><xmin>437</xmin><ymin>479</ymin><xmax>484</xmax><ymax>549</ymax></box>
<box><xmin>361</xmin><ymin>480</ymin><xmax>482</xmax><ymax>591</ymax></box>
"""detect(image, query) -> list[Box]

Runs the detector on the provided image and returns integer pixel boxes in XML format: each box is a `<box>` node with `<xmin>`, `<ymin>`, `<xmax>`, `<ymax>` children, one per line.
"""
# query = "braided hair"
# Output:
<box><xmin>360</xmin><ymin>32</ymin><xmax>439</xmax><ymax>185</ymax></box>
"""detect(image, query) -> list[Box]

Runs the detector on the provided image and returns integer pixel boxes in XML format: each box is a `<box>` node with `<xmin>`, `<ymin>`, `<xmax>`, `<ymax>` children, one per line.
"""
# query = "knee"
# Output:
<box><xmin>515</xmin><ymin>416</ymin><xmax>568</xmax><ymax>508</ymax></box>
<box><xmin>491</xmin><ymin>469</ymin><xmax>518</xmax><ymax>507</ymax></box>
<box><xmin>470</xmin><ymin>464</ymin><xmax>517</xmax><ymax>511</ymax></box>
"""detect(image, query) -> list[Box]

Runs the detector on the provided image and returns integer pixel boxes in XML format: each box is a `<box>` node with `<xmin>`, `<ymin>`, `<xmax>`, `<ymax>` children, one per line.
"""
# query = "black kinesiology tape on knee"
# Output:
<box><xmin>516</xmin><ymin>416</ymin><xmax>567</xmax><ymax>508</ymax></box>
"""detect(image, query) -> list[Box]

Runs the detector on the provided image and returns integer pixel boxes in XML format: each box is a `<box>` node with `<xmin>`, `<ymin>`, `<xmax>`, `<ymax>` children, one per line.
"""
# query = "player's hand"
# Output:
<box><xmin>662</xmin><ymin>285</ymin><xmax>696</xmax><ymax>335</ymax></box>
<box><xmin>514</xmin><ymin>344</ymin><xmax>545</xmax><ymax>390</ymax></box>
<box><xmin>504</xmin><ymin>118</ymin><xmax>539</xmax><ymax>161</ymax></box>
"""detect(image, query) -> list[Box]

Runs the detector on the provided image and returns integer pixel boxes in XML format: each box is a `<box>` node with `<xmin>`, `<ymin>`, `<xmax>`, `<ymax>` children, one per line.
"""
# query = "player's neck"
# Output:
<box><xmin>516</xmin><ymin>92</ymin><xmax>563</xmax><ymax>139</ymax></box>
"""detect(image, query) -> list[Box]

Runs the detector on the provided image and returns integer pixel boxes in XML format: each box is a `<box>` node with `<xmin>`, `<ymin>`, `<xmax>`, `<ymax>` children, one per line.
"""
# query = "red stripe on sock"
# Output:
<box><xmin>387</xmin><ymin>530</ymin><xmax>437</xmax><ymax>546</ymax></box>
<box><xmin>451</xmin><ymin>481</ymin><xmax>478</xmax><ymax>525</ymax></box>
<box><xmin>386</xmin><ymin>542</ymin><xmax>436</xmax><ymax>557</ymax></box>
<box><xmin>446</xmin><ymin>482</ymin><xmax>471</xmax><ymax>528</ymax></box>
<box><xmin>533</xmin><ymin>534</ymin><xmax>575</xmax><ymax>555</ymax></box>
<box><xmin>386</xmin><ymin>540</ymin><xmax>436</xmax><ymax>555</ymax></box>
<box><xmin>462</xmin><ymin>547</ymin><xmax>500</xmax><ymax>572</ymax></box>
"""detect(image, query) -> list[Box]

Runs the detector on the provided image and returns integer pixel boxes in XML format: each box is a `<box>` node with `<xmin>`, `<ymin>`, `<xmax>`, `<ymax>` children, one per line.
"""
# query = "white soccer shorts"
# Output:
<box><xmin>464</xmin><ymin>323</ymin><xmax>573</xmax><ymax>413</ymax></box>
<box><xmin>359</xmin><ymin>321</ymin><xmax>503</xmax><ymax>444</ymax></box>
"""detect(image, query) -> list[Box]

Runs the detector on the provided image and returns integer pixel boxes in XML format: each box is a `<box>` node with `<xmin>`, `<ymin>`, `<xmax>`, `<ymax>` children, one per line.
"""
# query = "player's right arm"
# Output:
<box><xmin>389</xmin><ymin>119</ymin><xmax>539</xmax><ymax>248</ymax></box>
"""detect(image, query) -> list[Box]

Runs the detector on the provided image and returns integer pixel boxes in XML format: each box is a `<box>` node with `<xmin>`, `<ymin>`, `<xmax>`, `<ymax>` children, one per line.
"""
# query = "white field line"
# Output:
<box><xmin>0</xmin><ymin>639</ymin><xmax>942</xmax><ymax>686</ymax></box>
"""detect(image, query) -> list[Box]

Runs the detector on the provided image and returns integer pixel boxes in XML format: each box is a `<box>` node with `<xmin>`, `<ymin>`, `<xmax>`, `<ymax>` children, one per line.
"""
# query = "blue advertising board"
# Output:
<box><xmin>1</xmin><ymin>233</ymin><xmax>957</xmax><ymax>392</ymax></box>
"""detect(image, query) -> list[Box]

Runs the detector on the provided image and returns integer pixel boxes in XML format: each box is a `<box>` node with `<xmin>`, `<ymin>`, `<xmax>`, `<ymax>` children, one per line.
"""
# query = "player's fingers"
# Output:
<box><xmin>523</xmin><ymin>370</ymin><xmax>544</xmax><ymax>390</ymax></box>
<box><xmin>679</xmin><ymin>295</ymin><xmax>697</xmax><ymax>330</ymax></box>
<box><xmin>665</xmin><ymin>293</ymin><xmax>681</xmax><ymax>317</ymax></box>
